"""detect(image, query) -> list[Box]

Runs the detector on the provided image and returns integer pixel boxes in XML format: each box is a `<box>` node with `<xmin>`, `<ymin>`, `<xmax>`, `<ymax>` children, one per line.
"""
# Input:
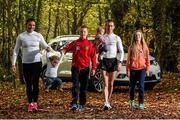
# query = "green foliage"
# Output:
<box><xmin>0</xmin><ymin>64</ymin><xmax>14</xmax><ymax>82</ymax></box>
<box><xmin>0</xmin><ymin>0</ymin><xmax>179</xmax><ymax>76</ymax></box>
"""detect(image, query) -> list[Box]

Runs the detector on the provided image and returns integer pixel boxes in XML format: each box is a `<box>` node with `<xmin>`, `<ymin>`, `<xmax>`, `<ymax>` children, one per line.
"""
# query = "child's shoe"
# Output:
<box><xmin>78</xmin><ymin>105</ymin><xmax>84</xmax><ymax>112</ymax></box>
<box><xmin>138</xmin><ymin>103</ymin><xmax>144</xmax><ymax>110</ymax></box>
<box><xmin>28</xmin><ymin>103</ymin><xmax>34</xmax><ymax>112</ymax></box>
<box><xmin>129</xmin><ymin>100</ymin><xmax>135</xmax><ymax>109</ymax></box>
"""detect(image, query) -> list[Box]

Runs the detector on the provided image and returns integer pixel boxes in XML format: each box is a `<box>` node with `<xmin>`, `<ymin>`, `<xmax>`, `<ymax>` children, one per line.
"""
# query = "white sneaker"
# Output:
<box><xmin>106</xmin><ymin>102</ymin><xmax>112</xmax><ymax>109</ymax></box>
<box><xmin>103</xmin><ymin>102</ymin><xmax>112</xmax><ymax>110</ymax></box>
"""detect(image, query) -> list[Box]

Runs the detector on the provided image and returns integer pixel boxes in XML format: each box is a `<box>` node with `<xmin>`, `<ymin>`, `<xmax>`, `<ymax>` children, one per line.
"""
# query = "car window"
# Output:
<box><xmin>51</xmin><ymin>42</ymin><xmax>58</xmax><ymax>50</ymax></box>
<box><xmin>56</xmin><ymin>40</ymin><xmax>74</xmax><ymax>53</ymax></box>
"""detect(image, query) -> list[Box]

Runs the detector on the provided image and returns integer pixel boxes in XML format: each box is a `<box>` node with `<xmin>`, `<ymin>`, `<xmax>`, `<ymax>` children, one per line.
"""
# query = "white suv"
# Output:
<box><xmin>41</xmin><ymin>35</ymin><xmax>161</xmax><ymax>92</ymax></box>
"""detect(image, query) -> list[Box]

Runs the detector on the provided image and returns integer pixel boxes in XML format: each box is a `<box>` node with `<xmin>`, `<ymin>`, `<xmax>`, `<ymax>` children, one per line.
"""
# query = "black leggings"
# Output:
<box><xmin>23</xmin><ymin>62</ymin><xmax>42</xmax><ymax>103</ymax></box>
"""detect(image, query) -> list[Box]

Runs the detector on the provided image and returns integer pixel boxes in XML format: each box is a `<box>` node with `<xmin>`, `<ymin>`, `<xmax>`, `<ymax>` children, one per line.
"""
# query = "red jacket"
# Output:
<box><xmin>63</xmin><ymin>38</ymin><xmax>97</xmax><ymax>70</ymax></box>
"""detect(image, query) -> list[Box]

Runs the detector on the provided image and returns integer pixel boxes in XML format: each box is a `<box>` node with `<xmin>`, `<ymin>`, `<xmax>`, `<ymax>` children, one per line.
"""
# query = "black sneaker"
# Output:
<box><xmin>71</xmin><ymin>104</ymin><xmax>78</xmax><ymax>110</ymax></box>
<box><xmin>103</xmin><ymin>105</ymin><xmax>109</xmax><ymax>110</ymax></box>
<box><xmin>78</xmin><ymin>105</ymin><xmax>84</xmax><ymax>112</ymax></box>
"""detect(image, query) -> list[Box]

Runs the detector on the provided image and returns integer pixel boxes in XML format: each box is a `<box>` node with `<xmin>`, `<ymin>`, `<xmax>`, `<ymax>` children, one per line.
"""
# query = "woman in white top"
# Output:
<box><xmin>101</xmin><ymin>20</ymin><xmax>124</xmax><ymax>110</ymax></box>
<box><xmin>12</xmin><ymin>18</ymin><xmax>50</xmax><ymax>112</ymax></box>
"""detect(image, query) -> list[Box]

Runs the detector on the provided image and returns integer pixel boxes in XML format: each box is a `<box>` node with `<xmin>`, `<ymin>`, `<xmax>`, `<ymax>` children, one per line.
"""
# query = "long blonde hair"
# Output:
<box><xmin>130</xmin><ymin>30</ymin><xmax>148</xmax><ymax>59</ymax></box>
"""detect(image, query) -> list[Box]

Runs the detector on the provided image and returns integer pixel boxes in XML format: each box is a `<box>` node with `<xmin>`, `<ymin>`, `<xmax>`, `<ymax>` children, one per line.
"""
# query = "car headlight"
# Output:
<box><xmin>151</xmin><ymin>60</ymin><xmax>158</xmax><ymax>66</ymax></box>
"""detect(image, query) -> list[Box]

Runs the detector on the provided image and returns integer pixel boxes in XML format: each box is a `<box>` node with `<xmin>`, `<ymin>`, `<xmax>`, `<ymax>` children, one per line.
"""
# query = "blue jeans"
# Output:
<box><xmin>46</xmin><ymin>77</ymin><xmax>62</xmax><ymax>89</ymax></box>
<box><xmin>71</xmin><ymin>66</ymin><xmax>90</xmax><ymax>106</ymax></box>
<box><xmin>129</xmin><ymin>69</ymin><xmax>145</xmax><ymax>104</ymax></box>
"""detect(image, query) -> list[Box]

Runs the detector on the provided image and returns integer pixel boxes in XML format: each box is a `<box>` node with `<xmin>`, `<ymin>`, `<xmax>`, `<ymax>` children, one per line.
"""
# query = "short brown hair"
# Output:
<box><xmin>81</xmin><ymin>25</ymin><xmax>88</xmax><ymax>29</ymax></box>
<box><xmin>26</xmin><ymin>18</ymin><xmax>36</xmax><ymax>25</ymax></box>
<box><xmin>106</xmin><ymin>19</ymin><xmax>114</xmax><ymax>23</ymax></box>
<box><xmin>96</xmin><ymin>26</ymin><xmax>104</xmax><ymax>33</ymax></box>
<box><xmin>49</xmin><ymin>55</ymin><xmax>60</xmax><ymax>62</ymax></box>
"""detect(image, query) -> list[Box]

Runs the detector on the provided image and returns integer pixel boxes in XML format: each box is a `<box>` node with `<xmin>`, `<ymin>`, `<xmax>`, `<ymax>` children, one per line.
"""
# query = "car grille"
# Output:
<box><xmin>117</xmin><ymin>74</ymin><xmax>127</xmax><ymax>79</ymax></box>
<box><xmin>145</xmin><ymin>75</ymin><xmax>156</xmax><ymax>81</ymax></box>
<box><xmin>150</xmin><ymin>60</ymin><xmax>153</xmax><ymax>65</ymax></box>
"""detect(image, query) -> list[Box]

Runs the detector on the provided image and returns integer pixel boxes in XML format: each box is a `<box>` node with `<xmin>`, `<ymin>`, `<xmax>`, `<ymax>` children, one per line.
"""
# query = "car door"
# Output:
<box><xmin>56</xmin><ymin>40</ymin><xmax>73</xmax><ymax>78</ymax></box>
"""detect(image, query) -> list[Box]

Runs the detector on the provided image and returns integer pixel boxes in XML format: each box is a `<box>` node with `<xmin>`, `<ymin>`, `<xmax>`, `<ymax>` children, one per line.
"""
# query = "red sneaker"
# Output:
<box><xmin>28</xmin><ymin>103</ymin><xmax>34</xmax><ymax>112</ymax></box>
<box><xmin>33</xmin><ymin>102</ymin><xmax>38</xmax><ymax>111</ymax></box>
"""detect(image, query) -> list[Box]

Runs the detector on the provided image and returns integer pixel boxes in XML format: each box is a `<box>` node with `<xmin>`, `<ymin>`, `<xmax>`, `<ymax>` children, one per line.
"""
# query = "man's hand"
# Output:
<box><xmin>90</xmin><ymin>70</ymin><xmax>96</xmax><ymax>76</ymax></box>
<box><xmin>116</xmin><ymin>63</ymin><xmax>122</xmax><ymax>72</ymax></box>
<box><xmin>146</xmin><ymin>71</ymin><xmax>149</xmax><ymax>76</ymax></box>
<box><xmin>12</xmin><ymin>65</ymin><xmax>16</xmax><ymax>73</ymax></box>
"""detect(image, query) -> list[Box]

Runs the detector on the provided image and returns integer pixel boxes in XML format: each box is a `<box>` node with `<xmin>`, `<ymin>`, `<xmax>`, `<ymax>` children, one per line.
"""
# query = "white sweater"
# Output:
<box><xmin>12</xmin><ymin>31</ymin><xmax>49</xmax><ymax>65</ymax></box>
<box><xmin>45</xmin><ymin>52</ymin><xmax>64</xmax><ymax>78</ymax></box>
<box><xmin>103</xmin><ymin>33</ymin><xmax>124</xmax><ymax>62</ymax></box>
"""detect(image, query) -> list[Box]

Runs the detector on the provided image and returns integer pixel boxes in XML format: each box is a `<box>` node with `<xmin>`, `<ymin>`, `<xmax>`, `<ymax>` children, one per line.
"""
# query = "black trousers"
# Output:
<box><xmin>22</xmin><ymin>62</ymin><xmax>42</xmax><ymax>103</ymax></box>
<box><xmin>71</xmin><ymin>66</ymin><xmax>90</xmax><ymax>106</ymax></box>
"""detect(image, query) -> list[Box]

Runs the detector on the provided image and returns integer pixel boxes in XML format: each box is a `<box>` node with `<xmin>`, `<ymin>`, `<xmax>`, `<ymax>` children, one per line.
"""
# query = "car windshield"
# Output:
<box><xmin>51</xmin><ymin>40</ymin><xmax>73</xmax><ymax>51</ymax></box>
<box><xmin>50</xmin><ymin>36</ymin><xmax>128</xmax><ymax>53</ymax></box>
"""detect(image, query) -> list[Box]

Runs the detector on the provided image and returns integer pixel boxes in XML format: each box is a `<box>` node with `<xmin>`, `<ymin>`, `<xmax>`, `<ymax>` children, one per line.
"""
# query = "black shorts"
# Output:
<box><xmin>100</xmin><ymin>58</ymin><xmax>117</xmax><ymax>72</ymax></box>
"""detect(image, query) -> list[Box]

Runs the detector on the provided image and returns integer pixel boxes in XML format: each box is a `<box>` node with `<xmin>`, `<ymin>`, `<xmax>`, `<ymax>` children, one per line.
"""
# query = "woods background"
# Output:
<box><xmin>0</xmin><ymin>0</ymin><xmax>179</xmax><ymax>82</ymax></box>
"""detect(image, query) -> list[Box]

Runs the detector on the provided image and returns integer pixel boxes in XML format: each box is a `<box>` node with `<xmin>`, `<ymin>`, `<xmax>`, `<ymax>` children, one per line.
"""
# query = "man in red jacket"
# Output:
<box><xmin>60</xmin><ymin>25</ymin><xmax>97</xmax><ymax>112</ymax></box>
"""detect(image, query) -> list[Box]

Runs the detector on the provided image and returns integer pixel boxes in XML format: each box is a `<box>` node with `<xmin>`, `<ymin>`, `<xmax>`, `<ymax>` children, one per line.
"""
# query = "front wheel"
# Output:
<box><xmin>91</xmin><ymin>68</ymin><xmax>103</xmax><ymax>92</ymax></box>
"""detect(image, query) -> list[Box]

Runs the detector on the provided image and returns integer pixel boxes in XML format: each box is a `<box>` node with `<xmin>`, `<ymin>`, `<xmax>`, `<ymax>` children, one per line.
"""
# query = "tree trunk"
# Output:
<box><xmin>7</xmin><ymin>0</ymin><xmax>13</xmax><ymax>74</ymax></box>
<box><xmin>98</xmin><ymin>1</ymin><xmax>102</xmax><ymax>26</ymax></box>
<box><xmin>36</xmin><ymin>0</ymin><xmax>42</xmax><ymax>32</ymax></box>
<box><xmin>2</xmin><ymin>0</ymin><xmax>6</xmax><ymax>52</ymax></box>
<box><xmin>152</xmin><ymin>0</ymin><xmax>170</xmax><ymax>73</ymax></box>
<box><xmin>135</xmin><ymin>0</ymin><xmax>142</xmax><ymax>30</ymax></box>
<box><xmin>17</xmin><ymin>0</ymin><xmax>24</xmax><ymax>84</ymax></box>
<box><xmin>72</xmin><ymin>3</ymin><xmax>77</xmax><ymax>34</ymax></box>
<box><xmin>46</xmin><ymin>0</ymin><xmax>52</xmax><ymax>40</ymax></box>
<box><xmin>167</xmin><ymin>0</ymin><xmax>180</xmax><ymax>72</ymax></box>
<box><xmin>67</xmin><ymin>10</ymin><xmax>70</xmax><ymax>34</ymax></box>
<box><xmin>53</xmin><ymin>0</ymin><xmax>61</xmax><ymax>37</ymax></box>
<box><xmin>33</xmin><ymin>0</ymin><xmax>37</xmax><ymax>18</ymax></box>
<box><xmin>110</xmin><ymin>0</ymin><xmax>130</xmax><ymax>35</ymax></box>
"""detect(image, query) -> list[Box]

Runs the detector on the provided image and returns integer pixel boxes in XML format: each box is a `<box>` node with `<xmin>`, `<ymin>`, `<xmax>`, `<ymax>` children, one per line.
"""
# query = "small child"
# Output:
<box><xmin>94</xmin><ymin>26</ymin><xmax>107</xmax><ymax>63</ymax></box>
<box><xmin>45</xmin><ymin>52</ymin><xmax>64</xmax><ymax>92</ymax></box>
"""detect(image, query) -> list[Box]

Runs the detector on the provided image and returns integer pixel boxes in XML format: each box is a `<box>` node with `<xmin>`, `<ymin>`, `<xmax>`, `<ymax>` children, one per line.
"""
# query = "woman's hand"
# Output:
<box><xmin>126</xmin><ymin>70</ymin><xmax>130</xmax><ymax>77</ymax></box>
<box><xmin>12</xmin><ymin>65</ymin><xmax>16</xmax><ymax>73</ymax></box>
<box><xmin>46</xmin><ymin>47</ymin><xmax>51</xmax><ymax>52</ymax></box>
<box><xmin>146</xmin><ymin>71</ymin><xmax>149</xmax><ymax>76</ymax></box>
